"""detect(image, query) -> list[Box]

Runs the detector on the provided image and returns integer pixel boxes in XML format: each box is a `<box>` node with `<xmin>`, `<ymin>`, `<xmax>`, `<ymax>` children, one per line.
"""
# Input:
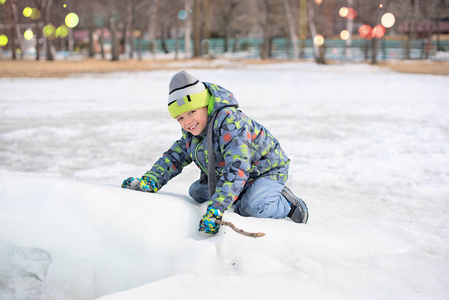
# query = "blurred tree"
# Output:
<box><xmin>32</xmin><ymin>0</ymin><xmax>44</xmax><ymax>61</ymax></box>
<box><xmin>193</xmin><ymin>0</ymin><xmax>201</xmax><ymax>57</ymax></box>
<box><xmin>215</xmin><ymin>0</ymin><xmax>240</xmax><ymax>54</ymax></box>
<box><xmin>184</xmin><ymin>0</ymin><xmax>191</xmax><ymax>57</ymax></box>
<box><xmin>1</xmin><ymin>0</ymin><xmax>448</xmax><ymax>63</ymax></box>
<box><xmin>282</xmin><ymin>0</ymin><xmax>299</xmax><ymax>58</ymax></box>
<box><xmin>308</xmin><ymin>0</ymin><xmax>325</xmax><ymax>64</ymax></box>
<box><xmin>260</xmin><ymin>0</ymin><xmax>281</xmax><ymax>59</ymax></box>
<box><xmin>9</xmin><ymin>0</ymin><xmax>24</xmax><ymax>59</ymax></box>
<box><xmin>434</xmin><ymin>0</ymin><xmax>449</xmax><ymax>51</ymax></box>
<box><xmin>43</xmin><ymin>0</ymin><xmax>55</xmax><ymax>61</ymax></box>
<box><xmin>299</xmin><ymin>0</ymin><xmax>307</xmax><ymax>58</ymax></box>
<box><xmin>148</xmin><ymin>0</ymin><xmax>159</xmax><ymax>57</ymax></box>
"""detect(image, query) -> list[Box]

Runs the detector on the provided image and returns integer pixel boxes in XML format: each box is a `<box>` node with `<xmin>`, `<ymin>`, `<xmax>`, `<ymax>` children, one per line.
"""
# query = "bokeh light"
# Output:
<box><xmin>65</xmin><ymin>13</ymin><xmax>79</xmax><ymax>28</ymax></box>
<box><xmin>0</xmin><ymin>34</ymin><xmax>8</xmax><ymax>47</ymax></box>
<box><xmin>30</xmin><ymin>8</ymin><xmax>41</xmax><ymax>20</ymax></box>
<box><xmin>359</xmin><ymin>24</ymin><xmax>373</xmax><ymax>40</ymax></box>
<box><xmin>340</xmin><ymin>30</ymin><xmax>350</xmax><ymax>40</ymax></box>
<box><xmin>314</xmin><ymin>34</ymin><xmax>324</xmax><ymax>47</ymax></box>
<box><xmin>381</xmin><ymin>12</ymin><xmax>395</xmax><ymax>28</ymax></box>
<box><xmin>346</xmin><ymin>8</ymin><xmax>357</xmax><ymax>20</ymax></box>
<box><xmin>24</xmin><ymin>29</ymin><xmax>34</xmax><ymax>40</ymax></box>
<box><xmin>56</xmin><ymin>25</ymin><xmax>69</xmax><ymax>38</ymax></box>
<box><xmin>339</xmin><ymin>7</ymin><xmax>348</xmax><ymax>18</ymax></box>
<box><xmin>63</xmin><ymin>4</ymin><xmax>67</xmax><ymax>8</ymax></box>
<box><xmin>178</xmin><ymin>10</ymin><xmax>187</xmax><ymax>20</ymax></box>
<box><xmin>0</xmin><ymin>0</ymin><xmax>5</xmax><ymax>5</ymax></box>
<box><xmin>372</xmin><ymin>24</ymin><xmax>386</xmax><ymax>38</ymax></box>
<box><xmin>23</xmin><ymin>7</ymin><xmax>32</xmax><ymax>17</ymax></box>
<box><xmin>43</xmin><ymin>24</ymin><xmax>56</xmax><ymax>39</ymax></box>
<box><xmin>315</xmin><ymin>0</ymin><xmax>323</xmax><ymax>4</ymax></box>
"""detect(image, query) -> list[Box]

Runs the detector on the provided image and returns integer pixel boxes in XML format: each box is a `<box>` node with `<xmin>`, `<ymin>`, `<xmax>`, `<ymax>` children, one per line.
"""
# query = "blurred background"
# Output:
<box><xmin>0</xmin><ymin>0</ymin><xmax>448</xmax><ymax>64</ymax></box>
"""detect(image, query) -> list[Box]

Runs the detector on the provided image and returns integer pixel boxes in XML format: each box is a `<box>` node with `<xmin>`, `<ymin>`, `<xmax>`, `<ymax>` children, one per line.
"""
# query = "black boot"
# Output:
<box><xmin>281</xmin><ymin>186</ymin><xmax>309</xmax><ymax>224</ymax></box>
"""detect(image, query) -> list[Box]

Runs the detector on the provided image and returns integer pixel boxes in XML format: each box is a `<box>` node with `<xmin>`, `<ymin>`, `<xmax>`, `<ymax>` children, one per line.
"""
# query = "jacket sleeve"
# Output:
<box><xmin>143</xmin><ymin>136</ymin><xmax>192</xmax><ymax>190</ymax></box>
<box><xmin>211</xmin><ymin>109</ymin><xmax>252</xmax><ymax>211</ymax></box>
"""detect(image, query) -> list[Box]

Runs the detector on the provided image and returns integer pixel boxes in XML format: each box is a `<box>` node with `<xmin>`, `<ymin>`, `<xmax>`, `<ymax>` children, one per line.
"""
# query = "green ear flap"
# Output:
<box><xmin>207</xmin><ymin>94</ymin><xmax>215</xmax><ymax>115</ymax></box>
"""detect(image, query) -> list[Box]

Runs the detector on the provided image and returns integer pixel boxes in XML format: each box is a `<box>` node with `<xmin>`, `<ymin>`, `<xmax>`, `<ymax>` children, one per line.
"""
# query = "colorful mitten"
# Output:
<box><xmin>199</xmin><ymin>205</ymin><xmax>223</xmax><ymax>234</ymax></box>
<box><xmin>121</xmin><ymin>177</ymin><xmax>141</xmax><ymax>190</ymax></box>
<box><xmin>121</xmin><ymin>177</ymin><xmax>158</xmax><ymax>192</ymax></box>
<box><xmin>139</xmin><ymin>176</ymin><xmax>158</xmax><ymax>192</ymax></box>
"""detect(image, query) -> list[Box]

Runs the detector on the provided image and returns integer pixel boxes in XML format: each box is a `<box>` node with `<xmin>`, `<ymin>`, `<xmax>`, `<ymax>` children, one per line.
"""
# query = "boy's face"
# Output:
<box><xmin>175</xmin><ymin>106</ymin><xmax>209</xmax><ymax>136</ymax></box>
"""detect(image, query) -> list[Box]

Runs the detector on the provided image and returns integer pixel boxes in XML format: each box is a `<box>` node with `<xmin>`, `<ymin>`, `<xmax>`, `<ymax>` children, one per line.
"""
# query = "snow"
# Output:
<box><xmin>1</xmin><ymin>62</ymin><xmax>448</xmax><ymax>300</ymax></box>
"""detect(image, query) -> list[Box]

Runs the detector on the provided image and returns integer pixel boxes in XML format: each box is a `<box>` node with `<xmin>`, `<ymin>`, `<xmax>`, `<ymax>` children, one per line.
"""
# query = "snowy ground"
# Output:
<box><xmin>0</xmin><ymin>62</ymin><xmax>448</xmax><ymax>300</ymax></box>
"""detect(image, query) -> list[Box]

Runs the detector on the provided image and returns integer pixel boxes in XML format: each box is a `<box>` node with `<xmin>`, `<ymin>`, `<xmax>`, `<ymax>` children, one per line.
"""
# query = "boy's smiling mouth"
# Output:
<box><xmin>188</xmin><ymin>123</ymin><xmax>199</xmax><ymax>131</ymax></box>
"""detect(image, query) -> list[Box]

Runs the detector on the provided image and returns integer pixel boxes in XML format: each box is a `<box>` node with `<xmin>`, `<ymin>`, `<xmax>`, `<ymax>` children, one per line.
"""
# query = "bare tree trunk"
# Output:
<box><xmin>345</xmin><ymin>0</ymin><xmax>353</xmax><ymax>61</ymax></box>
<box><xmin>68</xmin><ymin>28</ymin><xmax>74</xmax><ymax>57</ymax></box>
<box><xmin>100</xmin><ymin>26</ymin><xmax>105</xmax><ymax>59</ymax></box>
<box><xmin>370</xmin><ymin>0</ymin><xmax>390</xmax><ymax>64</ymax></box>
<box><xmin>4</xmin><ymin>1</ymin><xmax>14</xmax><ymax>59</ymax></box>
<box><xmin>283</xmin><ymin>0</ymin><xmax>299</xmax><ymax>58</ymax></box>
<box><xmin>137</xmin><ymin>36</ymin><xmax>142</xmax><ymax>60</ymax></box>
<box><xmin>110</xmin><ymin>15</ymin><xmax>119</xmax><ymax>61</ymax></box>
<box><xmin>10</xmin><ymin>20</ymin><xmax>16</xmax><ymax>60</ymax></box>
<box><xmin>45</xmin><ymin>0</ymin><xmax>55</xmax><ymax>61</ymax></box>
<box><xmin>261</xmin><ymin>0</ymin><xmax>271</xmax><ymax>59</ymax></box>
<box><xmin>405</xmin><ymin>0</ymin><xmax>419</xmax><ymax>60</ymax></box>
<box><xmin>122</xmin><ymin>2</ymin><xmax>131</xmax><ymax>59</ymax></box>
<box><xmin>85</xmin><ymin>1</ymin><xmax>95</xmax><ymax>58</ymax></box>
<box><xmin>10</xmin><ymin>0</ymin><xmax>24</xmax><ymax>59</ymax></box>
<box><xmin>175</xmin><ymin>25</ymin><xmax>180</xmax><ymax>60</ymax></box>
<box><xmin>308</xmin><ymin>0</ymin><xmax>325</xmax><ymax>64</ymax></box>
<box><xmin>371</xmin><ymin>38</ymin><xmax>378</xmax><ymax>64</ymax></box>
<box><xmin>203</xmin><ymin>0</ymin><xmax>211</xmax><ymax>55</ymax></box>
<box><xmin>193</xmin><ymin>0</ymin><xmax>201</xmax><ymax>57</ymax></box>
<box><xmin>32</xmin><ymin>0</ymin><xmax>44</xmax><ymax>60</ymax></box>
<box><xmin>184</xmin><ymin>0</ymin><xmax>191</xmax><ymax>58</ymax></box>
<box><xmin>299</xmin><ymin>0</ymin><xmax>307</xmax><ymax>58</ymax></box>
<box><xmin>435</xmin><ymin>0</ymin><xmax>442</xmax><ymax>51</ymax></box>
<box><xmin>128</xmin><ymin>2</ymin><xmax>135</xmax><ymax>59</ymax></box>
<box><xmin>148</xmin><ymin>0</ymin><xmax>159</xmax><ymax>58</ymax></box>
<box><xmin>34</xmin><ymin>20</ymin><xmax>42</xmax><ymax>60</ymax></box>
<box><xmin>221</xmin><ymin>0</ymin><xmax>238</xmax><ymax>54</ymax></box>
<box><xmin>88</xmin><ymin>28</ymin><xmax>94</xmax><ymax>58</ymax></box>
<box><xmin>161</xmin><ymin>27</ymin><xmax>170</xmax><ymax>53</ymax></box>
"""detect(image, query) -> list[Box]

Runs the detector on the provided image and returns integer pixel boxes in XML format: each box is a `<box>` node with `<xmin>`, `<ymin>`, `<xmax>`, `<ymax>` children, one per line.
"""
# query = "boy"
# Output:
<box><xmin>122</xmin><ymin>71</ymin><xmax>308</xmax><ymax>234</ymax></box>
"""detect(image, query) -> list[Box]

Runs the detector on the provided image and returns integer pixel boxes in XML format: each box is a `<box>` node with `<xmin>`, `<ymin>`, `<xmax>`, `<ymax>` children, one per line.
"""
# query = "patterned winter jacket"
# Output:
<box><xmin>144</xmin><ymin>82</ymin><xmax>290</xmax><ymax>212</ymax></box>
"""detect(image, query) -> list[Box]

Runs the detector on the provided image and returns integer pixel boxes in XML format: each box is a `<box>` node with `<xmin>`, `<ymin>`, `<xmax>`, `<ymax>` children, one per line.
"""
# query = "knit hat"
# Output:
<box><xmin>168</xmin><ymin>71</ymin><xmax>210</xmax><ymax>119</ymax></box>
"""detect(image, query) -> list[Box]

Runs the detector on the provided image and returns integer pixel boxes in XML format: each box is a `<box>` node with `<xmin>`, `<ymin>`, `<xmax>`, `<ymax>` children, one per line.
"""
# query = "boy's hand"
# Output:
<box><xmin>121</xmin><ymin>177</ymin><xmax>140</xmax><ymax>189</ymax></box>
<box><xmin>139</xmin><ymin>177</ymin><xmax>158</xmax><ymax>192</ymax></box>
<box><xmin>199</xmin><ymin>205</ymin><xmax>223</xmax><ymax>234</ymax></box>
<box><xmin>121</xmin><ymin>177</ymin><xmax>158</xmax><ymax>192</ymax></box>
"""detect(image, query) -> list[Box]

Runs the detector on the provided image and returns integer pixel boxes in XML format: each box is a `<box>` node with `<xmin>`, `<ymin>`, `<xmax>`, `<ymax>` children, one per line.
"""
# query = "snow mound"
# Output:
<box><xmin>0</xmin><ymin>171</ymin><xmax>200</xmax><ymax>299</ymax></box>
<box><xmin>1</xmin><ymin>171</ymin><xmax>448</xmax><ymax>300</ymax></box>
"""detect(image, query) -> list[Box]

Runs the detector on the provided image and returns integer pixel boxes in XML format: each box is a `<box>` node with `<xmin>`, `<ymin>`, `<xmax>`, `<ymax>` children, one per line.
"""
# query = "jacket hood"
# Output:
<box><xmin>203</xmin><ymin>82</ymin><xmax>239</xmax><ymax>118</ymax></box>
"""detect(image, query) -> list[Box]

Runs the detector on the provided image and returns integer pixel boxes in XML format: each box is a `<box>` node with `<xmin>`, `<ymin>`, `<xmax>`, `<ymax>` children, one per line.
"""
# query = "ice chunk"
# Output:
<box><xmin>10</xmin><ymin>247</ymin><xmax>52</xmax><ymax>281</ymax></box>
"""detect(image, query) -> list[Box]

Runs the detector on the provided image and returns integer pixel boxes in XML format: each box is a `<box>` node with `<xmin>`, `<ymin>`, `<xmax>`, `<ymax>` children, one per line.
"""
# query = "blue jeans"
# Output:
<box><xmin>189</xmin><ymin>177</ymin><xmax>291</xmax><ymax>219</ymax></box>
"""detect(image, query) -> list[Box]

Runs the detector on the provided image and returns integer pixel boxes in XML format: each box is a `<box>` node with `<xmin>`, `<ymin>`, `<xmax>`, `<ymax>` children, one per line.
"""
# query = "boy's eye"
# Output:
<box><xmin>189</xmin><ymin>110</ymin><xmax>195</xmax><ymax>115</ymax></box>
<box><xmin>177</xmin><ymin>117</ymin><xmax>183</xmax><ymax>122</ymax></box>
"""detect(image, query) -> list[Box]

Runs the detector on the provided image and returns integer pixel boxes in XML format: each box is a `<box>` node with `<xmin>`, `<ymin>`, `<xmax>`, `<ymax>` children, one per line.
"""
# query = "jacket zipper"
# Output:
<box><xmin>194</xmin><ymin>139</ymin><xmax>219</xmax><ymax>176</ymax></box>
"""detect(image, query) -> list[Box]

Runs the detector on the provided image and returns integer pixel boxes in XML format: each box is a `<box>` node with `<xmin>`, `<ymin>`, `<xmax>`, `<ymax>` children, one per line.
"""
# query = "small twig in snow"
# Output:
<box><xmin>217</xmin><ymin>220</ymin><xmax>265</xmax><ymax>238</ymax></box>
